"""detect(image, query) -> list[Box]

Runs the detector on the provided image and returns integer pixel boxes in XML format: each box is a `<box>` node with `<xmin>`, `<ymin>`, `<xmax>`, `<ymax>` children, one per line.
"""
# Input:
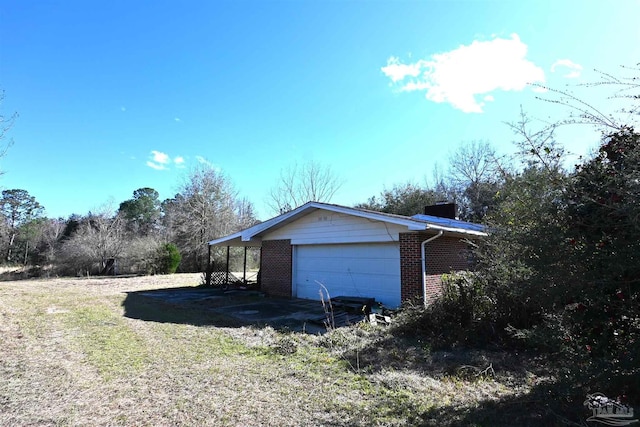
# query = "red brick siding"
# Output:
<box><xmin>399</xmin><ymin>233</ymin><xmax>424</xmax><ymax>303</ymax></box>
<box><xmin>260</xmin><ymin>239</ymin><xmax>292</xmax><ymax>297</ymax></box>
<box><xmin>400</xmin><ymin>233</ymin><xmax>471</xmax><ymax>303</ymax></box>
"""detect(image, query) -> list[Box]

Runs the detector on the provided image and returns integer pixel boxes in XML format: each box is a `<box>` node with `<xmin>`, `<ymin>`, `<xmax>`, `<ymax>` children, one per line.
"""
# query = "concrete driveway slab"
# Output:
<box><xmin>133</xmin><ymin>286</ymin><xmax>330</xmax><ymax>333</ymax></box>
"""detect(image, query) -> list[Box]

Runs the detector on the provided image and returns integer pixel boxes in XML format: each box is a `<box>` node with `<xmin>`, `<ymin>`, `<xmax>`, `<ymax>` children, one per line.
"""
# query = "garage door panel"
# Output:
<box><xmin>294</xmin><ymin>243</ymin><xmax>401</xmax><ymax>308</ymax></box>
<box><xmin>297</xmin><ymin>259</ymin><xmax>398</xmax><ymax>274</ymax></box>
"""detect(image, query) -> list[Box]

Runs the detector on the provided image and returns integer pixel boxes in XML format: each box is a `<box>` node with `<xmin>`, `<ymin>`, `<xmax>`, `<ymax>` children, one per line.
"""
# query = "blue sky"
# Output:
<box><xmin>1</xmin><ymin>0</ymin><xmax>639</xmax><ymax>220</ymax></box>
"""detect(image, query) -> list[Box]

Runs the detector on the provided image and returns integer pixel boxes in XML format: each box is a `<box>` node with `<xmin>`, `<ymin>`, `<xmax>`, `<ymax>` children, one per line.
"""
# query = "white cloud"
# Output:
<box><xmin>551</xmin><ymin>59</ymin><xmax>583</xmax><ymax>79</ymax></box>
<box><xmin>146</xmin><ymin>161</ymin><xmax>167</xmax><ymax>171</ymax></box>
<box><xmin>382</xmin><ymin>34</ymin><xmax>545</xmax><ymax>113</ymax></box>
<box><xmin>380</xmin><ymin>57</ymin><xmax>425</xmax><ymax>82</ymax></box>
<box><xmin>151</xmin><ymin>150</ymin><xmax>170</xmax><ymax>164</ymax></box>
<box><xmin>174</xmin><ymin>117</ymin><xmax>182</xmax><ymax>122</ymax></box>
<box><xmin>120</xmin><ymin>106</ymin><xmax>126</xmax><ymax>112</ymax></box>
<box><xmin>174</xmin><ymin>156</ymin><xmax>186</xmax><ymax>168</ymax></box>
<box><xmin>146</xmin><ymin>150</ymin><xmax>185</xmax><ymax>171</ymax></box>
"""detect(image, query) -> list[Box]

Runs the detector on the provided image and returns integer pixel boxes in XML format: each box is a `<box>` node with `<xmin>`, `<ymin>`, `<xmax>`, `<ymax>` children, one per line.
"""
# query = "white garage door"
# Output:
<box><xmin>293</xmin><ymin>243</ymin><xmax>401</xmax><ymax>308</ymax></box>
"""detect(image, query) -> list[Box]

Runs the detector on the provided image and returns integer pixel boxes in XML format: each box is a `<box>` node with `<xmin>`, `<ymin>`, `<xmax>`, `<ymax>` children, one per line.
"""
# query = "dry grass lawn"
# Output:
<box><xmin>1</xmin><ymin>274</ymin><xmax>554</xmax><ymax>426</ymax></box>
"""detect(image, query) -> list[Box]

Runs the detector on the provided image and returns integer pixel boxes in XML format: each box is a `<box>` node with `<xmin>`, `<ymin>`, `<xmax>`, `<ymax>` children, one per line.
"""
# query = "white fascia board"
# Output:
<box><xmin>423</xmin><ymin>224</ymin><xmax>487</xmax><ymax>237</ymax></box>
<box><xmin>208</xmin><ymin>232</ymin><xmax>242</xmax><ymax>246</ymax></box>
<box><xmin>240</xmin><ymin>232</ymin><xmax>262</xmax><ymax>244</ymax></box>
<box><xmin>407</xmin><ymin>223</ymin><xmax>429</xmax><ymax>231</ymax></box>
<box><xmin>208</xmin><ymin>233</ymin><xmax>262</xmax><ymax>247</ymax></box>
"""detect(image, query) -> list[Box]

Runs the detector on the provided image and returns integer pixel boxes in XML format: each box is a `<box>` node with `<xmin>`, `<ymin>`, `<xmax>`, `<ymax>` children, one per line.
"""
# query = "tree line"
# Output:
<box><xmin>0</xmin><ymin>141</ymin><xmax>503</xmax><ymax>277</ymax></box>
<box><xmin>0</xmin><ymin>165</ymin><xmax>258</xmax><ymax>276</ymax></box>
<box><xmin>0</xmin><ymin>114</ymin><xmax>622</xmax><ymax>279</ymax></box>
<box><xmin>0</xmin><ymin>85</ymin><xmax>503</xmax><ymax>277</ymax></box>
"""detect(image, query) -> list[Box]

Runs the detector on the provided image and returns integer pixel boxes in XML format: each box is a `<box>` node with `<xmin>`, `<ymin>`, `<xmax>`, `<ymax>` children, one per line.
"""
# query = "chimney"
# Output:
<box><xmin>424</xmin><ymin>203</ymin><xmax>456</xmax><ymax>219</ymax></box>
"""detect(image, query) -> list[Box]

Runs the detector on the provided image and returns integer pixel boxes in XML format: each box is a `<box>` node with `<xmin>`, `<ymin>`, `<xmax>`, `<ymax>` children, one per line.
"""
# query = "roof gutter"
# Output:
<box><xmin>421</xmin><ymin>230</ymin><xmax>444</xmax><ymax>307</ymax></box>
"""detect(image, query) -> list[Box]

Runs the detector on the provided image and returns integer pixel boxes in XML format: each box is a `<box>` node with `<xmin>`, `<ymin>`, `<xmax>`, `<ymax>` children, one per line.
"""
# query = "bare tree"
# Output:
<box><xmin>39</xmin><ymin>218</ymin><xmax>66</xmax><ymax>264</ymax></box>
<box><xmin>505</xmin><ymin>109</ymin><xmax>567</xmax><ymax>175</ymax></box>
<box><xmin>532</xmin><ymin>64</ymin><xmax>640</xmax><ymax>134</ymax></box>
<box><xmin>430</xmin><ymin>163</ymin><xmax>456</xmax><ymax>201</ymax></box>
<box><xmin>235</xmin><ymin>196</ymin><xmax>258</xmax><ymax>230</ymax></box>
<box><xmin>449</xmin><ymin>141</ymin><xmax>497</xmax><ymax>186</ymax></box>
<box><xmin>58</xmin><ymin>205</ymin><xmax>127</xmax><ymax>275</ymax></box>
<box><xmin>267</xmin><ymin>160</ymin><xmax>342</xmax><ymax>214</ymax></box>
<box><xmin>448</xmin><ymin>141</ymin><xmax>502</xmax><ymax>221</ymax></box>
<box><xmin>355</xmin><ymin>181</ymin><xmax>445</xmax><ymax>216</ymax></box>
<box><xmin>0</xmin><ymin>90</ymin><xmax>17</xmax><ymax>175</ymax></box>
<box><xmin>121</xmin><ymin>235</ymin><xmax>163</xmax><ymax>274</ymax></box>
<box><xmin>163</xmin><ymin>164</ymin><xmax>239</xmax><ymax>271</ymax></box>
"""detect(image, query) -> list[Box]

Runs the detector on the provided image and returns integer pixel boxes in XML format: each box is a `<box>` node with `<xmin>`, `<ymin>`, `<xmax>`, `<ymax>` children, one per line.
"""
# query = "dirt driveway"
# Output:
<box><xmin>125</xmin><ymin>286</ymin><xmax>331</xmax><ymax>333</ymax></box>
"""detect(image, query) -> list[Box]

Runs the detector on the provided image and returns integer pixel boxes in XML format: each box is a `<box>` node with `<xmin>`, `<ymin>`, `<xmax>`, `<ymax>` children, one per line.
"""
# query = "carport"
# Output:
<box><xmin>204</xmin><ymin>243</ymin><xmax>261</xmax><ymax>288</ymax></box>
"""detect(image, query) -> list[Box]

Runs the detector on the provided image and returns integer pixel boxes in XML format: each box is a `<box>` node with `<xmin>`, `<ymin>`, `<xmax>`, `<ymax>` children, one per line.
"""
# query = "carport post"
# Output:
<box><xmin>206</xmin><ymin>244</ymin><xmax>212</xmax><ymax>286</ymax></box>
<box><xmin>243</xmin><ymin>246</ymin><xmax>247</xmax><ymax>283</ymax></box>
<box><xmin>258</xmin><ymin>247</ymin><xmax>262</xmax><ymax>286</ymax></box>
<box><xmin>225</xmin><ymin>246</ymin><xmax>230</xmax><ymax>285</ymax></box>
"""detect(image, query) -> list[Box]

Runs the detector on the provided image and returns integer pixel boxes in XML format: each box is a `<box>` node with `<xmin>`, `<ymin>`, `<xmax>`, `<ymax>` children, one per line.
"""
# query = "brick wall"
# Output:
<box><xmin>399</xmin><ymin>233</ymin><xmax>423</xmax><ymax>303</ymax></box>
<box><xmin>400</xmin><ymin>233</ymin><xmax>470</xmax><ymax>303</ymax></box>
<box><xmin>260</xmin><ymin>239</ymin><xmax>292</xmax><ymax>297</ymax></box>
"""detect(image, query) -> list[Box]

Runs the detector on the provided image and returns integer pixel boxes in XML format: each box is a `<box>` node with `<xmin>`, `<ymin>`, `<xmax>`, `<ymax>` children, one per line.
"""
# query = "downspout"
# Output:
<box><xmin>421</xmin><ymin>230</ymin><xmax>444</xmax><ymax>307</ymax></box>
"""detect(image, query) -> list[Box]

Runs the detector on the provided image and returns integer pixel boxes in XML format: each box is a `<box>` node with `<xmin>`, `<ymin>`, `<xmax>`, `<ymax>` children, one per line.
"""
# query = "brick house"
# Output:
<box><xmin>208</xmin><ymin>201</ymin><xmax>486</xmax><ymax>308</ymax></box>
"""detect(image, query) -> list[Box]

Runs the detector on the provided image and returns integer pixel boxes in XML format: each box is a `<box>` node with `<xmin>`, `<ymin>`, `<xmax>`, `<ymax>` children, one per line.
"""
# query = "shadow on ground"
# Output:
<box><xmin>0</xmin><ymin>266</ymin><xmax>50</xmax><ymax>281</ymax></box>
<box><xmin>342</xmin><ymin>333</ymin><xmax>638</xmax><ymax>426</ymax></box>
<box><xmin>417</xmin><ymin>379</ymin><xmax>593</xmax><ymax>427</ymax></box>
<box><xmin>122</xmin><ymin>286</ymin><xmax>328</xmax><ymax>333</ymax></box>
<box><xmin>340</xmin><ymin>334</ymin><xmax>599</xmax><ymax>425</ymax></box>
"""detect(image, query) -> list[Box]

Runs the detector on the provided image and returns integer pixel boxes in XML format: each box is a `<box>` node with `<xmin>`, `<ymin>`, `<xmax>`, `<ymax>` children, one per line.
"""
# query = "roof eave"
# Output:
<box><xmin>424</xmin><ymin>224</ymin><xmax>487</xmax><ymax>237</ymax></box>
<box><xmin>208</xmin><ymin>234</ymin><xmax>263</xmax><ymax>247</ymax></box>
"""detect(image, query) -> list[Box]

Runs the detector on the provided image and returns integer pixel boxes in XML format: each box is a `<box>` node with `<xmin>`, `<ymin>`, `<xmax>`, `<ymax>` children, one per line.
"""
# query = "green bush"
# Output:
<box><xmin>154</xmin><ymin>243</ymin><xmax>181</xmax><ymax>274</ymax></box>
<box><xmin>462</xmin><ymin>128</ymin><xmax>640</xmax><ymax>400</ymax></box>
<box><xmin>440</xmin><ymin>272</ymin><xmax>494</xmax><ymax>327</ymax></box>
<box><xmin>389</xmin><ymin>272</ymin><xmax>500</xmax><ymax>349</ymax></box>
